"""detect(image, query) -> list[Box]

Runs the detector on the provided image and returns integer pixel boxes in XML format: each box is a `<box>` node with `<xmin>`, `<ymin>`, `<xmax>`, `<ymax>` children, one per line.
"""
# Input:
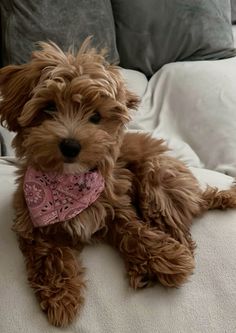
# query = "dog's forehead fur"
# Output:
<box><xmin>34</xmin><ymin>42</ymin><xmax>121</xmax><ymax>102</ymax></box>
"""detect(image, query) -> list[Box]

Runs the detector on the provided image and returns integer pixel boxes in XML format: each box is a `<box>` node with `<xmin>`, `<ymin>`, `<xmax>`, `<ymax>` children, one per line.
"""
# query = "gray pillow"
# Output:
<box><xmin>0</xmin><ymin>15</ymin><xmax>2</xmax><ymax>68</ymax></box>
<box><xmin>0</xmin><ymin>0</ymin><xmax>119</xmax><ymax>66</ymax></box>
<box><xmin>111</xmin><ymin>0</ymin><xmax>236</xmax><ymax>77</ymax></box>
<box><xmin>232</xmin><ymin>0</ymin><xmax>236</xmax><ymax>23</ymax></box>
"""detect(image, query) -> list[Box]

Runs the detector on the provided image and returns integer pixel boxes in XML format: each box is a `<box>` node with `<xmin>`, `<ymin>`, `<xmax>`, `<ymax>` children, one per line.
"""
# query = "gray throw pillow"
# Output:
<box><xmin>111</xmin><ymin>0</ymin><xmax>236</xmax><ymax>77</ymax></box>
<box><xmin>232</xmin><ymin>0</ymin><xmax>236</xmax><ymax>23</ymax></box>
<box><xmin>0</xmin><ymin>0</ymin><xmax>119</xmax><ymax>66</ymax></box>
<box><xmin>0</xmin><ymin>15</ymin><xmax>2</xmax><ymax>68</ymax></box>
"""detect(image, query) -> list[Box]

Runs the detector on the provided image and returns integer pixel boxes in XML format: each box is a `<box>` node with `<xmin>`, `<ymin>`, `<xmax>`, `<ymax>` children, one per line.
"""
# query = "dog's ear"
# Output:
<box><xmin>125</xmin><ymin>89</ymin><xmax>140</xmax><ymax>110</ymax></box>
<box><xmin>0</xmin><ymin>64</ymin><xmax>41</xmax><ymax>132</ymax></box>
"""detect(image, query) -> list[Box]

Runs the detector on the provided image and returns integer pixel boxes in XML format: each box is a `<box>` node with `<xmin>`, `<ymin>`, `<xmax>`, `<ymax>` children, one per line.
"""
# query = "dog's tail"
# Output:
<box><xmin>201</xmin><ymin>183</ymin><xmax>236</xmax><ymax>211</ymax></box>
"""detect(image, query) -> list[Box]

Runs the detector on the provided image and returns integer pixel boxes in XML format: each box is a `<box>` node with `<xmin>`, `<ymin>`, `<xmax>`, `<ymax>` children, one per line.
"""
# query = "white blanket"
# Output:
<box><xmin>123</xmin><ymin>55</ymin><xmax>236</xmax><ymax>176</ymax></box>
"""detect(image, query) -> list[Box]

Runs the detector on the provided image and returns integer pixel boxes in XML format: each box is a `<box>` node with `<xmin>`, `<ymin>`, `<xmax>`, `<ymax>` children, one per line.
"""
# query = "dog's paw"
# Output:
<box><xmin>128</xmin><ymin>270</ymin><xmax>153</xmax><ymax>289</ymax></box>
<box><xmin>154</xmin><ymin>270</ymin><xmax>194</xmax><ymax>288</ymax></box>
<box><xmin>46</xmin><ymin>298</ymin><xmax>82</xmax><ymax>327</ymax></box>
<box><xmin>26</xmin><ymin>244</ymin><xmax>85</xmax><ymax>326</ymax></box>
<box><xmin>40</xmin><ymin>288</ymin><xmax>84</xmax><ymax>327</ymax></box>
<box><xmin>127</xmin><ymin>239</ymin><xmax>195</xmax><ymax>289</ymax></box>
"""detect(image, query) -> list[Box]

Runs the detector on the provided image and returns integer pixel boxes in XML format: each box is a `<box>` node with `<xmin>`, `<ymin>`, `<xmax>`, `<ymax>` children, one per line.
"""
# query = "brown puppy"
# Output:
<box><xmin>0</xmin><ymin>40</ymin><xmax>236</xmax><ymax>327</ymax></box>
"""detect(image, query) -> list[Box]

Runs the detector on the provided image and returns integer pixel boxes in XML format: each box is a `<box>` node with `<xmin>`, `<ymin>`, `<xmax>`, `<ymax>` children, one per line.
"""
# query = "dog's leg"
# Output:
<box><xmin>133</xmin><ymin>156</ymin><xmax>202</xmax><ymax>254</ymax></box>
<box><xmin>200</xmin><ymin>185</ymin><xmax>236</xmax><ymax>210</ymax></box>
<box><xmin>121</xmin><ymin>133</ymin><xmax>236</xmax><ymax>252</ymax></box>
<box><xmin>108</xmin><ymin>210</ymin><xmax>195</xmax><ymax>288</ymax></box>
<box><xmin>13</xmin><ymin>186</ymin><xmax>85</xmax><ymax>327</ymax></box>
<box><xmin>134</xmin><ymin>157</ymin><xmax>236</xmax><ymax>249</ymax></box>
<box><xmin>120</xmin><ymin>133</ymin><xmax>202</xmax><ymax>253</ymax></box>
<box><xmin>18</xmin><ymin>235</ymin><xmax>85</xmax><ymax>327</ymax></box>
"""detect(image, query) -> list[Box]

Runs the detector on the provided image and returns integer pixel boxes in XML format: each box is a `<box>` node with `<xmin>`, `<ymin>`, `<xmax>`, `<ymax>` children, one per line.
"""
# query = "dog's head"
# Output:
<box><xmin>0</xmin><ymin>40</ymin><xmax>139</xmax><ymax>173</ymax></box>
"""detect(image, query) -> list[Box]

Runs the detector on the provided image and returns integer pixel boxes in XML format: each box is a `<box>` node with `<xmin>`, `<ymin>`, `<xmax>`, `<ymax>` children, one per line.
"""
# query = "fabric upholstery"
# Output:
<box><xmin>231</xmin><ymin>0</ymin><xmax>236</xmax><ymax>23</ymax></box>
<box><xmin>0</xmin><ymin>0</ymin><xmax>118</xmax><ymax>66</ymax></box>
<box><xmin>112</xmin><ymin>0</ymin><xmax>236</xmax><ymax>77</ymax></box>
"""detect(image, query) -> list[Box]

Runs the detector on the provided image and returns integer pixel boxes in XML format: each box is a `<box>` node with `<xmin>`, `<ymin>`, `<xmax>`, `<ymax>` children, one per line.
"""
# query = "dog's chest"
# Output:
<box><xmin>64</xmin><ymin>198</ymin><xmax>108</xmax><ymax>243</ymax></box>
<box><xmin>61</xmin><ymin>168</ymin><xmax>134</xmax><ymax>243</ymax></box>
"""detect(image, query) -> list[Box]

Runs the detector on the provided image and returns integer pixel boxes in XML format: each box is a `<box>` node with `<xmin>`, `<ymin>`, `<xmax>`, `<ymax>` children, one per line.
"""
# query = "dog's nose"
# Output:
<box><xmin>59</xmin><ymin>139</ymin><xmax>81</xmax><ymax>158</ymax></box>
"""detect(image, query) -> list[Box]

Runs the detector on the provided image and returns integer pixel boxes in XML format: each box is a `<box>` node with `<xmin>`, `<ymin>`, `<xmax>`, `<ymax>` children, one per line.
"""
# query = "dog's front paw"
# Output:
<box><xmin>41</xmin><ymin>291</ymin><xmax>84</xmax><ymax>327</ymax></box>
<box><xmin>24</xmin><ymin>243</ymin><xmax>85</xmax><ymax>327</ymax></box>
<box><xmin>38</xmin><ymin>268</ymin><xmax>85</xmax><ymax>327</ymax></box>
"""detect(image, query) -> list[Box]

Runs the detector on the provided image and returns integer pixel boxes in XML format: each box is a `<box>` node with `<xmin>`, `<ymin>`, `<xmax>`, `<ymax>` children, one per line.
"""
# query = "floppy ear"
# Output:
<box><xmin>125</xmin><ymin>89</ymin><xmax>140</xmax><ymax>110</ymax></box>
<box><xmin>0</xmin><ymin>64</ymin><xmax>42</xmax><ymax>132</ymax></box>
<box><xmin>0</xmin><ymin>41</ymin><xmax>77</xmax><ymax>132</ymax></box>
<box><xmin>105</xmin><ymin>63</ymin><xmax>140</xmax><ymax>111</ymax></box>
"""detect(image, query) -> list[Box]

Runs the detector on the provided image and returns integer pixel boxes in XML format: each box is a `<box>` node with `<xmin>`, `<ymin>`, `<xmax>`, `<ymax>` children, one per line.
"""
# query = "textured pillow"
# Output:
<box><xmin>111</xmin><ymin>0</ymin><xmax>236</xmax><ymax>77</ymax></box>
<box><xmin>0</xmin><ymin>0</ymin><xmax>118</xmax><ymax>66</ymax></box>
<box><xmin>232</xmin><ymin>0</ymin><xmax>236</xmax><ymax>23</ymax></box>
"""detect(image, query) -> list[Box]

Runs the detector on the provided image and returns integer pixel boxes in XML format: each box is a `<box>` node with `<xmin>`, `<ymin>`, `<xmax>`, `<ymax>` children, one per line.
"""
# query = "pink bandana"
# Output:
<box><xmin>24</xmin><ymin>167</ymin><xmax>105</xmax><ymax>227</ymax></box>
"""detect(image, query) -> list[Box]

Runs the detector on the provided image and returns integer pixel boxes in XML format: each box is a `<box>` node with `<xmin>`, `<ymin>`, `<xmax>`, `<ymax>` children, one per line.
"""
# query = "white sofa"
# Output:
<box><xmin>0</xmin><ymin>27</ymin><xmax>236</xmax><ymax>333</ymax></box>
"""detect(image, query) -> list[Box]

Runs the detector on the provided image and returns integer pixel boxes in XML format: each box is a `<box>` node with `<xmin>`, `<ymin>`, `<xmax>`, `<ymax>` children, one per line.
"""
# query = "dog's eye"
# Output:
<box><xmin>89</xmin><ymin>112</ymin><xmax>101</xmax><ymax>124</ymax></box>
<box><xmin>43</xmin><ymin>103</ymin><xmax>57</xmax><ymax>115</ymax></box>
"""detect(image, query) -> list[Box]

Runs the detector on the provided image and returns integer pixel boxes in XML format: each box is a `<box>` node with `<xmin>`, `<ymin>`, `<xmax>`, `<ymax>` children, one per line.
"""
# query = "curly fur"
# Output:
<box><xmin>1</xmin><ymin>39</ymin><xmax>236</xmax><ymax>327</ymax></box>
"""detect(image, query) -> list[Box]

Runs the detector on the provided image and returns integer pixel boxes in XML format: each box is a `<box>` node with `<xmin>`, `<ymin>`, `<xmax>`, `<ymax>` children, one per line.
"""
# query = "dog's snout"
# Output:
<box><xmin>59</xmin><ymin>139</ymin><xmax>81</xmax><ymax>158</ymax></box>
